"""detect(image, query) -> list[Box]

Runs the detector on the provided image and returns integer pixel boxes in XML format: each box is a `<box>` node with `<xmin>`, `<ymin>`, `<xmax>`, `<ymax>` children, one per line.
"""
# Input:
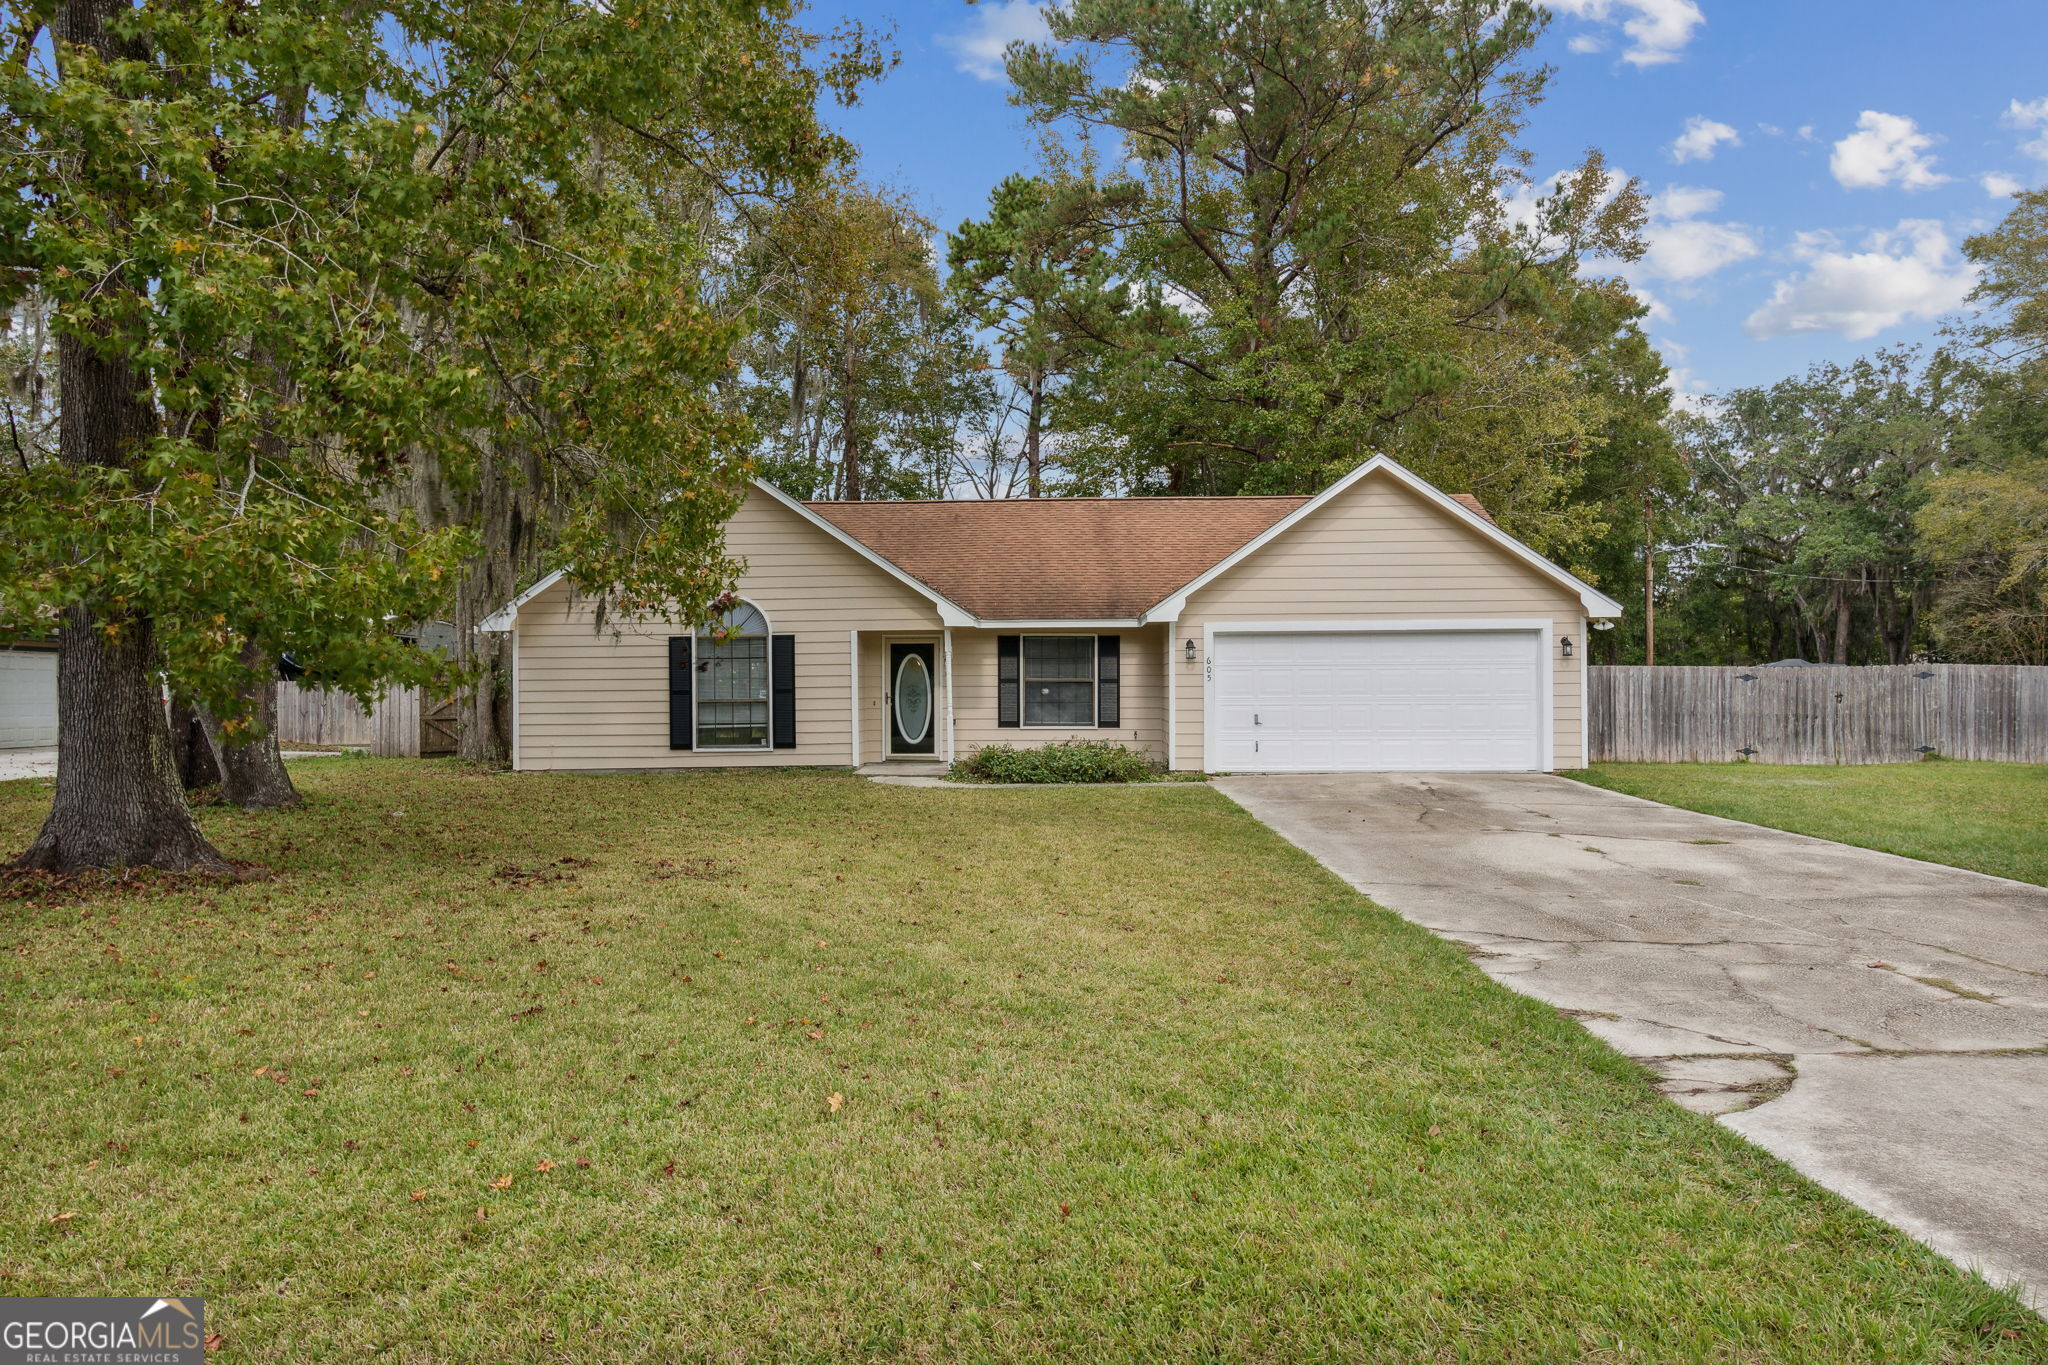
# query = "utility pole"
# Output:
<box><xmin>1642</xmin><ymin>491</ymin><xmax>1656</xmax><ymax>666</ymax></box>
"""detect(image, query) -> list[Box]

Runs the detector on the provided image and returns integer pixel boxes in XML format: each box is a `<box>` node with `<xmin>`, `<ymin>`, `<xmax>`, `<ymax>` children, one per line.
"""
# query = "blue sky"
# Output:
<box><xmin>806</xmin><ymin>0</ymin><xmax>2048</xmax><ymax>405</ymax></box>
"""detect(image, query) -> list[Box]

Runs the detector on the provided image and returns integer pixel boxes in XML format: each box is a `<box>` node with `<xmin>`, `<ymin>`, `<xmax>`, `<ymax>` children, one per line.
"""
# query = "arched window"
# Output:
<box><xmin>695</xmin><ymin>601</ymin><xmax>770</xmax><ymax>748</ymax></box>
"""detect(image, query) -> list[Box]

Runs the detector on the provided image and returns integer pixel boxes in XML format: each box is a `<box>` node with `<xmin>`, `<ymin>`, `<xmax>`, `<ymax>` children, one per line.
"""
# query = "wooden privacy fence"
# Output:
<box><xmin>1589</xmin><ymin>665</ymin><xmax>2048</xmax><ymax>765</ymax></box>
<box><xmin>275</xmin><ymin>682</ymin><xmax>454</xmax><ymax>758</ymax></box>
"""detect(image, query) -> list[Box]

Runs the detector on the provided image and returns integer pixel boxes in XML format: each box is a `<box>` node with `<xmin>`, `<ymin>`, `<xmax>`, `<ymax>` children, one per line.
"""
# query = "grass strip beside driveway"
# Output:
<box><xmin>2</xmin><ymin>760</ymin><xmax>2041</xmax><ymax>1361</ymax></box>
<box><xmin>1574</xmin><ymin>760</ymin><xmax>2048</xmax><ymax>887</ymax></box>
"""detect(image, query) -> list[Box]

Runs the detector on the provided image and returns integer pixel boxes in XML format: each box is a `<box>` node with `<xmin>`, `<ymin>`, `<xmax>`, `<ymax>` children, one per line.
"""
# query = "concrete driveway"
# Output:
<box><xmin>1216</xmin><ymin>771</ymin><xmax>2048</xmax><ymax>1310</ymax></box>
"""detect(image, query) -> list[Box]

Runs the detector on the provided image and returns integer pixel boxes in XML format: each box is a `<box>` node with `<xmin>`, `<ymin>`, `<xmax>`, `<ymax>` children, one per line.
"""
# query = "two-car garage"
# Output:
<box><xmin>1205</xmin><ymin>625</ymin><xmax>1550</xmax><ymax>773</ymax></box>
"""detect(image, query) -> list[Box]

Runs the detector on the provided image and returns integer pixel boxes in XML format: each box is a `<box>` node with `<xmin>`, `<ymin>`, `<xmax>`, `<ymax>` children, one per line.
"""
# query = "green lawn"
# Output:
<box><xmin>2</xmin><ymin>760</ymin><xmax>2041</xmax><ymax>1362</ymax></box>
<box><xmin>1573</xmin><ymin>760</ymin><xmax>2048</xmax><ymax>887</ymax></box>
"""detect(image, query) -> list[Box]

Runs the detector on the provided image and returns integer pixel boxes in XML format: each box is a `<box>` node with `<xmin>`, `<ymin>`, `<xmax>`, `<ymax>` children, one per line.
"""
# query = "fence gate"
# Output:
<box><xmin>420</xmin><ymin>696</ymin><xmax>459</xmax><ymax>756</ymax></box>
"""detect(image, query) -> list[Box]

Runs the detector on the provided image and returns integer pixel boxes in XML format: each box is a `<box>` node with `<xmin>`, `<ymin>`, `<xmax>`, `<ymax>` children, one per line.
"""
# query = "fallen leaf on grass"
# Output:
<box><xmin>535</xmin><ymin>1159</ymin><xmax>556</xmax><ymax>1173</ymax></box>
<box><xmin>47</xmin><ymin>1211</ymin><xmax>77</xmax><ymax>1225</ymax></box>
<box><xmin>828</xmin><ymin>1092</ymin><xmax>844</xmax><ymax>1114</ymax></box>
<box><xmin>409</xmin><ymin>1191</ymin><xmax>427</xmax><ymax>1202</ymax></box>
<box><xmin>204</xmin><ymin>1331</ymin><xmax>224</xmax><ymax>1352</ymax></box>
<box><xmin>488</xmin><ymin>1175</ymin><xmax>513</xmax><ymax>1190</ymax></box>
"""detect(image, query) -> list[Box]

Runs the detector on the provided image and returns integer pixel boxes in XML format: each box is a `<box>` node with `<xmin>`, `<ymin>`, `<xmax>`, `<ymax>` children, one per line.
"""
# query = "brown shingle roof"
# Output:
<box><xmin>804</xmin><ymin>489</ymin><xmax>1495</xmax><ymax>620</ymax></box>
<box><xmin>1448</xmin><ymin>493</ymin><xmax>1494</xmax><ymax>523</ymax></box>
<box><xmin>804</xmin><ymin>495</ymin><xmax>1311</xmax><ymax>619</ymax></box>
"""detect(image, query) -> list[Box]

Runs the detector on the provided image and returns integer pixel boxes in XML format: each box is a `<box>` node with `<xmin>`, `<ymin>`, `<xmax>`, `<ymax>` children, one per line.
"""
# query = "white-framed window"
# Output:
<box><xmin>696</xmin><ymin>601</ymin><xmax>770</xmax><ymax>749</ymax></box>
<box><xmin>1021</xmin><ymin>635</ymin><xmax>1096</xmax><ymax>727</ymax></box>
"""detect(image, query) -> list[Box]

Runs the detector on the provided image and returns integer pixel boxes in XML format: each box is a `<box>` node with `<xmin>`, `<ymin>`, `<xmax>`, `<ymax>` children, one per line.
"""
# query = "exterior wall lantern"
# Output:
<box><xmin>1560</xmin><ymin>635</ymin><xmax>1575</xmax><ymax>659</ymax></box>
<box><xmin>1183</xmin><ymin>638</ymin><xmax>1198</xmax><ymax>662</ymax></box>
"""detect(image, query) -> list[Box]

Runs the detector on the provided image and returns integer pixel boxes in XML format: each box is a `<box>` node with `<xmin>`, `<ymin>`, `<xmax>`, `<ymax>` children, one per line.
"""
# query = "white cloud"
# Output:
<box><xmin>1549</xmin><ymin>0</ymin><xmax>1703</xmax><ymax>66</ymax></box>
<box><xmin>1651</xmin><ymin>340</ymin><xmax>1715</xmax><ymax>413</ymax></box>
<box><xmin>938</xmin><ymin>0</ymin><xmax>1050</xmax><ymax>83</ymax></box>
<box><xmin>1829</xmin><ymin>111</ymin><xmax>1949</xmax><ymax>190</ymax></box>
<box><xmin>1641</xmin><ymin>185</ymin><xmax>1759</xmax><ymax>282</ymax></box>
<box><xmin>1982</xmin><ymin>171</ymin><xmax>2027</xmax><ymax>198</ymax></box>
<box><xmin>1744</xmin><ymin>219</ymin><xmax>1979</xmax><ymax>340</ymax></box>
<box><xmin>1567</xmin><ymin>34</ymin><xmax>1607</xmax><ymax>54</ymax></box>
<box><xmin>1657</xmin><ymin>184</ymin><xmax>1723</xmax><ymax>220</ymax></box>
<box><xmin>2004</xmin><ymin>97</ymin><xmax>2048</xmax><ymax>161</ymax></box>
<box><xmin>1668</xmin><ymin>116</ymin><xmax>1740</xmax><ymax>164</ymax></box>
<box><xmin>1629</xmin><ymin>282</ymin><xmax>1675</xmax><ymax>325</ymax></box>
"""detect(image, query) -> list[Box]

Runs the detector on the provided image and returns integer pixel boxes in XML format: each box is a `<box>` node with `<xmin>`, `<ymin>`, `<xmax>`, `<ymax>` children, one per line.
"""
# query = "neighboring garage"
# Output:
<box><xmin>1206</xmin><ymin>625</ymin><xmax>1549</xmax><ymax>772</ymax></box>
<box><xmin>0</xmin><ymin>646</ymin><xmax>58</xmax><ymax>749</ymax></box>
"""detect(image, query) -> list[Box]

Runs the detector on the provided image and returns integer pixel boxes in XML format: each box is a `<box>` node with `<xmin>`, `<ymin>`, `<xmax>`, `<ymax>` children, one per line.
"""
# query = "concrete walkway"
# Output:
<box><xmin>0</xmin><ymin>747</ymin><xmax>337</xmax><ymax>782</ymax></box>
<box><xmin>1215</xmin><ymin>771</ymin><xmax>2048</xmax><ymax>1310</ymax></box>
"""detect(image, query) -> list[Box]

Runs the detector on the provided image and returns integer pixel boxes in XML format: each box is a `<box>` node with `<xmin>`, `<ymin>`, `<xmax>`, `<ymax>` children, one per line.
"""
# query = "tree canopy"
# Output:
<box><xmin>0</xmin><ymin>0</ymin><xmax>876</xmax><ymax>868</ymax></box>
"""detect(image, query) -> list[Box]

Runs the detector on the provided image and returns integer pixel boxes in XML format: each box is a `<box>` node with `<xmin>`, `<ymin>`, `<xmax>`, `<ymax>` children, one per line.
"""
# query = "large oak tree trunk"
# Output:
<box><xmin>13</xmin><ymin>0</ymin><xmax>229</xmax><ymax>874</ymax></box>
<box><xmin>16</xmin><ymin>608</ymin><xmax>231</xmax><ymax>874</ymax></box>
<box><xmin>197</xmin><ymin>642</ymin><xmax>298</xmax><ymax>809</ymax></box>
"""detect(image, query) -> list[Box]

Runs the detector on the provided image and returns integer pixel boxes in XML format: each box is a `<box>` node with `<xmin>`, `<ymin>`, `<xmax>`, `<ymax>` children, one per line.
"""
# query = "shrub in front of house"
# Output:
<box><xmin>950</xmin><ymin>741</ymin><xmax>1161</xmax><ymax>784</ymax></box>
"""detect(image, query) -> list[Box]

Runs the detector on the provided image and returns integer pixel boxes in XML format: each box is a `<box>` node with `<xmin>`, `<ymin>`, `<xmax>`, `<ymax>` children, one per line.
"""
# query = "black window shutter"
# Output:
<box><xmin>996</xmin><ymin>635</ymin><xmax>1021</xmax><ymax>727</ymax></box>
<box><xmin>770</xmin><ymin>634</ymin><xmax>796</xmax><ymax>749</ymax></box>
<box><xmin>1096</xmin><ymin>635</ymin><xmax>1121</xmax><ymax>728</ymax></box>
<box><xmin>668</xmin><ymin>636</ymin><xmax>694</xmax><ymax>750</ymax></box>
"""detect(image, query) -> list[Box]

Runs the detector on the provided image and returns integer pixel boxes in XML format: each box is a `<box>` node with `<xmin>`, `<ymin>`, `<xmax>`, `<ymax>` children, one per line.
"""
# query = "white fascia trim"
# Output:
<box><xmin>1205</xmin><ymin>617</ymin><xmax>1555</xmax><ymax>634</ymax></box>
<box><xmin>750</xmin><ymin>480</ymin><xmax>976</xmax><ymax>627</ymax></box>
<box><xmin>971</xmin><ymin>618</ymin><xmax>1144</xmax><ymax>630</ymax></box>
<box><xmin>1143</xmin><ymin>455</ymin><xmax>1625</xmax><ymax>622</ymax></box>
<box><xmin>470</xmin><ymin>479</ymin><xmax>977</xmax><ymax>632</ymax></box>
<box><xmin>477</xmin><ymin>569</ymin><xmax>567</xmax><ymax>632</ymax></box>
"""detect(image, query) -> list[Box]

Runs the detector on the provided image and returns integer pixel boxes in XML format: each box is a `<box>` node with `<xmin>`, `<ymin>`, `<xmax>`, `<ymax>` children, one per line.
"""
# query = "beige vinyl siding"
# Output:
<box><xmin>949</xmin><ymin>625</ymin><xmax>1168</xmax><ymax>761</ymax></box>
<box><xmin>1171</xmin><ymin>471</ymin><xmax>1588</xmax><ymax>771</ymax></box>
<box><xmin>514</xmin><ymin>488</ymin><xmax>941</xmax><ymax>771</ymax></box>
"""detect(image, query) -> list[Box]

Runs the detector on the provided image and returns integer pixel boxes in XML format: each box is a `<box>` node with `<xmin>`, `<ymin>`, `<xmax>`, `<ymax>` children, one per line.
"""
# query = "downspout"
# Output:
<box><xmin>1162</xmin><ymin>620</ymin><xmax>1179</xmax><ymax>770</ymax></box>
<box><xmin>942</xmin><ymin>627</ymin><xmax>956</xmax><ymax>763</ymax></box>
<box><xmin>848</xmin><ymin>630</ymin><xmax>860</xmax><ymax>769</ymax></box>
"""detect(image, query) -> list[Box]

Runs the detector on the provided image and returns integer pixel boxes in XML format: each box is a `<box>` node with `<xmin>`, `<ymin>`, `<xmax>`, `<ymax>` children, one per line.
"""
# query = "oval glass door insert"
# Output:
<box><xmin>894</xmin><ymin>653</ymin><xmax>933</xmax><ymax>746</ymax></box>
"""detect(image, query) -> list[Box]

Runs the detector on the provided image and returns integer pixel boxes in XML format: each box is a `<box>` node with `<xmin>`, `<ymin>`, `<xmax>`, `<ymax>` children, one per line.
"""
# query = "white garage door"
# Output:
<box><xmin>1209</xmin><ymin>629</ymin><xmax>1545</xmax><ymax>772</ymax></box>
<box><xmin>0</xmin><ymin>649</ymin><xmax>59</xmax><ymax>749</ymax></box>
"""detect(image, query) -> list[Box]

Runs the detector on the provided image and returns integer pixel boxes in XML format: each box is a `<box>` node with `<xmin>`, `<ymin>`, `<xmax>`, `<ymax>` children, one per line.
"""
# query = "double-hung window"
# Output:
<box><xmin>1021</xmin><ymin>636</ymin><xmax>1096</xmax><ymax>727</ymax></box>
<box><xmin>695</xmin><ymin>602</ymin><xmax>770</xmax><ymax>748</ymax></box>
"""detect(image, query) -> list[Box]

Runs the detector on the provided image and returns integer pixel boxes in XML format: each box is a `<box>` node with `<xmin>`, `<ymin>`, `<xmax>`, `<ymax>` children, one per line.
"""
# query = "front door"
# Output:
<box><xmin>888</xmin><ymin>642</ymin><xmax>938</xmax><ymax>756</ymax></box>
